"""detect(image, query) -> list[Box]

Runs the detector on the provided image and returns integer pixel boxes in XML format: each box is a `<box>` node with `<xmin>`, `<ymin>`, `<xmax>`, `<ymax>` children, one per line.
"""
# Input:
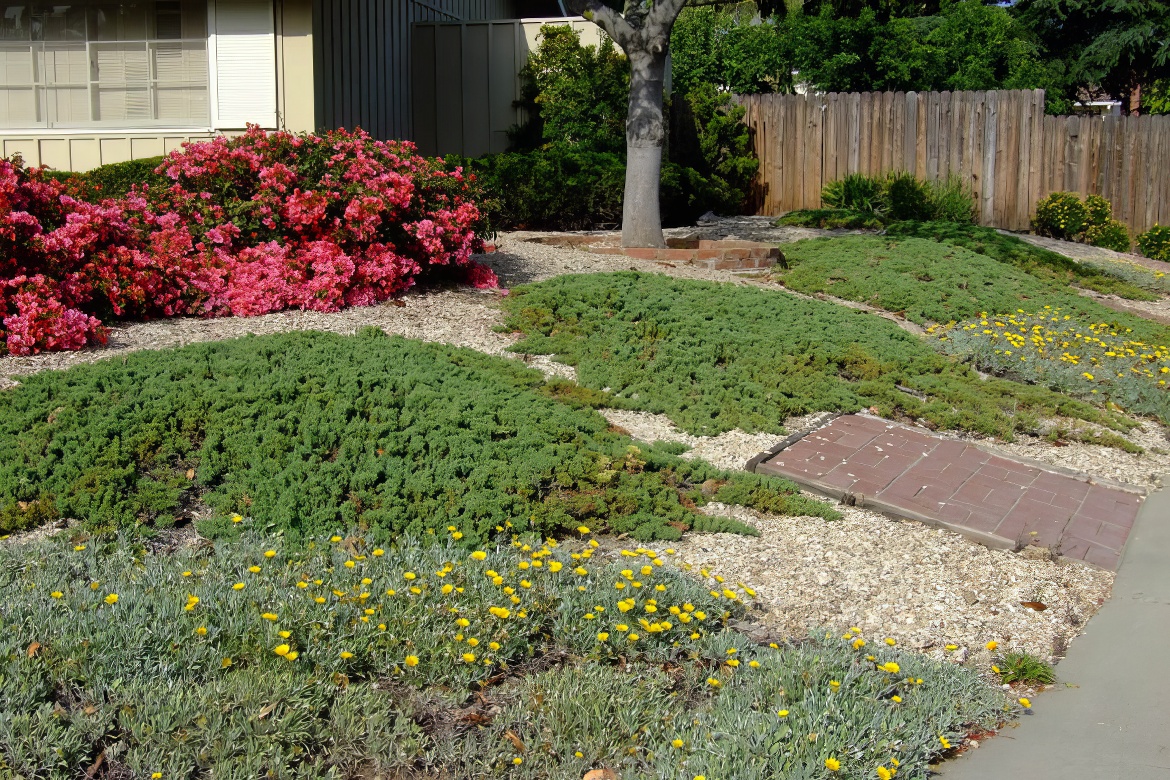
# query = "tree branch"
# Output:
<box><xmin>648</xmin><ymin>0</ymin><xmax>689</xmax><ymax>28</ymax></box>
<box><xmin>563</xmin><ymin>0</ymin><xmax>637</xmax><ymax>46</ymax></box>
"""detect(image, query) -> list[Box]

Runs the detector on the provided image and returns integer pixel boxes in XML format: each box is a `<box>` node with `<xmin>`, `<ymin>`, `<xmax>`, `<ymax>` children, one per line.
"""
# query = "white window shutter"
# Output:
<box><xmin>210</xmin><ymin>0</ymin><xmax>277</xmax><ymax>129</ymax></box>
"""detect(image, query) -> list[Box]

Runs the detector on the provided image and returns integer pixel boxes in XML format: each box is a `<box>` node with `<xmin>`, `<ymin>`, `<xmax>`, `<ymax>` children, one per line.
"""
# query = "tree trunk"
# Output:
<box><xmin>622</xmin><ymin>48</ymin><xmax>668</xmax><ymax>248</ymax></box>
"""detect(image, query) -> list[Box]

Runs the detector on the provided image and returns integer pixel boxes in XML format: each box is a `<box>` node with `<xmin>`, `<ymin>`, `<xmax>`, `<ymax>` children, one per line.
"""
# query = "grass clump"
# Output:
<box><xmin>0</xmin><ymin>328</ymin><xmax>835</xmax><ymax>539</ymax></box>
<box><xmin>0</xmin><ymin>530</ymin><xmax>1010</xmax><ymax>778</ymax></box>
<box><xmin>885</xmin><ymin>221</ymin><xmax>1158</xmax><ymax>300</ymax></box>
<box><xmin>501</xmin><ymin>272</ymin><xmax>1128</xmax><ymax>440</ymax></box>
<box><xmin>994</xmin><ymin>651</ymin><xmax>1056</xmax><ymax>685</ymax></box>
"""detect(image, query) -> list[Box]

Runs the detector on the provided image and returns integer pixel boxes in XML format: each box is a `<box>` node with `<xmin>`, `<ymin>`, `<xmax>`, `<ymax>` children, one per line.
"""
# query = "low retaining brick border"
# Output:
<box><xmin>525</xmin><ymin>234</ymin><xmax>783</xmax><ymax>272</ymax></box>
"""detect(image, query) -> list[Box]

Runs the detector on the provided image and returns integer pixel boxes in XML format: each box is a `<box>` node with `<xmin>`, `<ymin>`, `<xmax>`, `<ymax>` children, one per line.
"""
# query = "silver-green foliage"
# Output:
<box><xmin>0</xmin><ymin>532</ymin><xmax>1010</xmax><ymax>778</ymax></box>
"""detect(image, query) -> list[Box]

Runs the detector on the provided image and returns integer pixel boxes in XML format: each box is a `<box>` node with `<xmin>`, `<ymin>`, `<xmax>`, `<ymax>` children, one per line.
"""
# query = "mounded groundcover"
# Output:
<box><xmin>0</xmin><ymin>328</ymin><xmax>836</xmax><ymax>538</ymax></box>
<box><xmin>500</xmin><ymin>271</ymin><xmax>1132</xmax><ymax>438</ymax></box>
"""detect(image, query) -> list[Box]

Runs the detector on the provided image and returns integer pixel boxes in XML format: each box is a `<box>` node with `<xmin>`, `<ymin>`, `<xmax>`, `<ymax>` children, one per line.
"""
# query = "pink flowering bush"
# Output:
<box><xmin>0</xmin><ymin>127</ymin><xmax>493</xmax><ymax>355</ymax></box>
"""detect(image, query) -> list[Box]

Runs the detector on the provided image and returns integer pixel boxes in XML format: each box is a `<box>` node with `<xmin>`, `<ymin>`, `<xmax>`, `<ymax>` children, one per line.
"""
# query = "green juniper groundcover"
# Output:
<box><xmin>501</xmin><ymin>272</ymin><xmax>1130</xmax><ymax>441</ymax></box>
<box><xmin>0</xmin><ymin>329</ymin><xmax>835</xmax><ymax>538</ymax></box>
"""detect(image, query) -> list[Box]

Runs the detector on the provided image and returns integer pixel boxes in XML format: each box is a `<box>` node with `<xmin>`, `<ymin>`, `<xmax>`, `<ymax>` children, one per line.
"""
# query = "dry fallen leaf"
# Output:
<box><xmin>186</xmin><ymin>468</ymin><xmax>195</xmax><ymax>479</ymax></box>
<box><xmin>583</xmin><ymin>769</ymin><xmax>618</xmax><ymax>780</ymax></box>
<box><xmin>503</xmin><ymin>729</ymin><xmax>526</xmax><ymax>753</ymax></box>
<box><xmin>1020</xmin><ymin>601</ymin><xmax>1048</xmax><ymax>611</ymax></box>
<box><xmin>257</xmin><ymin>702</ymin><xmax>278</xmax><ymax>720</ymax></box>
<box><xmin>26</xmin><ymin>642</ymin><xmax>41</xmax><ymax>658</ymax></box>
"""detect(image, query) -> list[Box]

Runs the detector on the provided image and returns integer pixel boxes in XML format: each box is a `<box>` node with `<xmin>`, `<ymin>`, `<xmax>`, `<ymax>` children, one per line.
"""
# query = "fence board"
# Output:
<box><xmin>741</xmin><ymin>88</ymin><xmax>1170</xmax><ymax>235</ymax></box>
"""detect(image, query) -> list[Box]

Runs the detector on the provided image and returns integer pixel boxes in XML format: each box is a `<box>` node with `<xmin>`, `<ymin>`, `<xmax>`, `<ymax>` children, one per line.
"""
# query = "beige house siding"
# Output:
<box><xmin>1</xmin><ymin>0</ymin><xmax>313</xmax><ymax>172</ymax></box>
<box><xmin>411</xmin><ymin>17</ymin><xmax>603</xmax><ymax>158</ymax></box>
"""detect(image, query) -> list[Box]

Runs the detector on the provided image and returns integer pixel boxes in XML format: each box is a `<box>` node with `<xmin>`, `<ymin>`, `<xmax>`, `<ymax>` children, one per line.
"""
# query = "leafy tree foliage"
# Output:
<box><xmin>1015</xmin><ymin>0</ymin><xmax>1170</xmax><ymax>114</ymax></box>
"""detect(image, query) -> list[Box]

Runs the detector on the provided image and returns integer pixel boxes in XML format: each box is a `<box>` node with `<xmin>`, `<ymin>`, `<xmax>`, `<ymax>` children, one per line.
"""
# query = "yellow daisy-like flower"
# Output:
<box><xmin>985</xmin><ymin>641</ymin><xmax>999</xmax><ymax>651</ymax></box>
<box><xmin>222</xmin><ymin>657</ymin><xmax>233</xmax><ymax>668</ymax></box>
<box><xmin>404</xmin><ymin>655</ymin><xmax>419</xmax><ymax>667</ymax></box>
<box><xmin>512</xmin><ymin>758</ymin><xmax>523</xmax><ymax>766</ymax></box>
<box><xmin>51</xmin><ymin>591</ymin><xmax>63</xmax><ymax>599</ymax></box>
<box><xmin>340</xmin><ymin>651</ymin><xmax>353</xmax><ymax>659</ymax></box>
<box><xmin>232</xmin><ymin>515</ymin><xmax>244</xmax><ymax>524</ymax></box>
<box><xmin>104</xmin><ymin>593</ymin><xmax>119</xmax><ymax>605</ymax></box>
<box><xmin>829</xmin><ymin>680</ymin><xmax>841</xmax><ymax>691</ymax></box>
<box><xmin>706</xmin><ymin>677</ymin><xmax>720</xmax><ymax>687</ymax></box>
<box><xmin>777</xmin><ymin>709</ymin><xmax>789</xmax><ymax>717</ymax></box>
<box><xmin>264</xmin><ymin>550</ymin><xmax>276</xmax><ymax>558</ymax></box>
<box><xmin>73</xmin><ymin>544</ymin><xmax>87</xmax><ymax>552</ymax></box>
<box><xmin>749</xmin><ymin>660</ymin><xmax>760</xmax><ymax>668</ymax></box>
<box><xmin>1018</xmin><ymin>697</ymin><xmax>1032</xmax><ymax>709</ymax></box>
<box><xmin>574</xmin><ymin>566</ymin><xmax>588</xmax><ymax>576</ymax></box>
<box><xmin>939</xmin><ymin>736</ymin><xmax>952</xmax><ymax>749</ymax></box>
<box><xmin>825</xmin><ymin>757</ymin><xmax>841</xmax><ymax>771</ymax></box>
<box><xmin>891</xmin><ymin>695</ymin><xmax>902</xmax><ymax>703</ymax></box>
<box><xmin>549</xmin><ymin>561</ymin><xmax>563</xmax><ymax>572</ymax></box>
<box><xmin>182</xmin><ymin>571</ymin><xmax>192</xmax><ymax>577</ymax></box>
<box><xmin>597</xmin><ymin>632</ymin><xmax>609</xmax><ymax>642</ymax></box>
<box><xmin>260</xmin><ymin>612</ymin><xmax>278</xmax><ymax>621</ymax></box>
<box><xmin>285</xmin><ymin>651</ymin><xmax>299</xmax><ymax>661</ymax></box>
<box><xmin>878</xmin><ymin>662</ymin><xmax>900</xmax><ymax>674</ymax></box>
<box><xmin>248</xmin><ymin>566</ymin><xmax>261</xmax><ymax>574</ymax></box>
<box><xmin>671</xmin><ymin>738</ymin><xmax>684</xmax><ymax>748</ymax></box>
<box><xmin>452</xmin><ymin>531</ymin><xmax>463</xmax><ymax>540</ymax></box>
<box><xmin>877</xmin><ymin>766</ymin><xmax>892</xmax><ymax>780</ymax></box>
<box><xmin>273</xmin><ymin>644</ymin><xmax>291</xmax><ymax>656</ymax></box>
<box><xmin>344</xmin><ymin>560</ymin><xmax>355</xmax><ymax>569</ymax></box>
<box><xmin>152</xmin><ymin>773</ymin><xmax>163</xmax><ymax>778</ymax></box>
<box><xmin>470</xmin><ymin>550</ymin><xmax>487</xmax><ymax>561</ymax></box>
<box><xmin>462</xmin><ymin>652</ymin><xmax>476</xmax><ymax>663</ymax></box>
<box><xmin>329</xmin><ymin>534</ymin><xmax>342</xmax><ymax>542</ymax></box>
<box><xmin>884</xmin><ymin>637</ymin><xmax>896</xmax><ymax>646</ymax></box>
<box><xmin>231</xmin><ymin>582</ymin><xmax>245</xmax><ymax>590</ymax></box>
<box><xmin>946</xmin><ymin>644</ymin><xmax>959</xmax><ymax>651</ymax></box>
<box><xmin>195</xmin><ymin>626</ymin><xmax>207</xmax><ymax>636</ymax></box>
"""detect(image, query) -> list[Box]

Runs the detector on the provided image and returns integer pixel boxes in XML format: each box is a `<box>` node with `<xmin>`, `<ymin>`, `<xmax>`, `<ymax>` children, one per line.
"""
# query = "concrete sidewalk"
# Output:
<box><xmin>937</xmin><ymin>483</ymin><xmax>1170</xmax><ymax>780</ymax></box>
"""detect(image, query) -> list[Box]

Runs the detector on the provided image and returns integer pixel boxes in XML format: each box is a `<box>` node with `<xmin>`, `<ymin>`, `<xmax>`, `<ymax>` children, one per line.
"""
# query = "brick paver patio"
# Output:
<box><xmin>754</xmin><ymin>414</ymin><xmax>1144</xmax><ymax>570</ymax></box>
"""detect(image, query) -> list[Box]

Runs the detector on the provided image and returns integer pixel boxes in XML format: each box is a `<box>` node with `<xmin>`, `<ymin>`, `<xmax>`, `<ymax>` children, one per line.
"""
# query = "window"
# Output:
<box><xmin>0</xmin><ymin>0</ymin><xmax>209</xmax><ymax>129</ymax></box>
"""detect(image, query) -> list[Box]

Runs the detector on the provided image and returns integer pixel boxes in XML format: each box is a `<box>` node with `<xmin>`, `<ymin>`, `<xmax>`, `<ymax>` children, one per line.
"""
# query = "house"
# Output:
<box><xmin>0</xmin><ymin>0</ymin><xmax>561</xmax><ymax>170</ymax></box>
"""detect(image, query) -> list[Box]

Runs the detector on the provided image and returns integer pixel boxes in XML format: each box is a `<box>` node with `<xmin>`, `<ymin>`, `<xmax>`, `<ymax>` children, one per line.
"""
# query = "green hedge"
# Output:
<box><xmin>39</xmin><ymin>155</ymin><xmax>168</xmax><ymax>199</ymax></box>
<box><xmin>0</xmin><ymin>329</ymin><xmax>835</xmax><ymax>537</ymax></box>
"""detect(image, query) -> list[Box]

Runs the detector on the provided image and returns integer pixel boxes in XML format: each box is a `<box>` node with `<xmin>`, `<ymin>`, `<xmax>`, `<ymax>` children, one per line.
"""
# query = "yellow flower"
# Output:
<box><xmin>749</xmin><ymin>660</ymin><xmax>760</xmax><ymax>668</ymax></box>
<box><xmin>470</xmin><ymin>550</ymin><xmax>487</xmax><ymax>561</ymax></box>
<box><xmin>73</xmin><ymin>544</ymin><xmax>86</xmax><ymax>551</ymax></box>
<box><xmin>671</xmin><ymin>738</ymin><xmax>684</xmax><ymax>748</ymax></box>
<box><xmin>512</xmin><ymin>757</ymin><xmax>523</xmax><ymax>766</ymax></box>
<box><xmin>825</xmin><ymin>757</ymin><xmax>841</xmax><ymax>771</ymax></box>
<box><xmin>627</xmin><ymin>632</ymin><xmax>639</xmax><ymax>641</ymax></box>
<box><xmin>344</xmin><ymin>560</ymin><xmax>355</xmax><ymax>569</ymax></box>
<box><xmin>222</xmin><ymin>657</ymin><xmax>233</xmax><ymax>668</ymax></box>
<box><xmin>596</xmin><ymin>632</ymin><xmax>609</xmax><ymax>642</ymax></box>
<box><xmin>946</xmin><ymin>644</ymin><xmax>958</xmax><ymax>651</ymax></box>
<box><xmin>877</xmin><ymin>766</ymin><xmax>892</xmax><ymax>780</ymax></box>
<box><xmin>90</xmin><ymin>581</ymin><xmax>100</xmax><ymax>590</ymax></box>
<box><xmin>852</xmin><ymin>638</ymin><xmax>866</xmax><ymax>649</ymax></box>
<box><xmin>340</xmin><ymin>651</ymin><xmax>353</xmax><ymax>659</ymax></box>
<box><xmin>777</xmin><ymin>709</ymin><xmax>789</xmax><ymax>717</ymax></box>
<box><xmin>574</xmin><ymin>566</ymin><xmax>588</xmax><ymax>576</ymax></box>
<box><xmin>195</xmin><ymin>626</ymin><xmax>207</xmax><ymax>636</ymax></box>
<box><xmin>285</xmin><ymin>651</ymin><xmax>299</xmax><ymax>661</ymax></box>
<box><xmin>452</xmin><ymin>531</ymin><xmax>463</xmax><ymax>540</ymax></box>
<box><xmin>152</xmin><ymin>773</ymin><xmax>163</xmax><ymax>778</ymax></box>
<box><xmin>726</xmin><ymin>659</ymin><xmax>740</xmax><ymax>667</ymax></box>
<box><xmin>884</xmin><ymin>637</ymin><xmax>896</xmax><ymax>646</ymax></box>
<box><xmin>467</xmin><ymin>638</ymin><xmax>480</xmax><ymax>647</ymax></box>
<box><xmin>264</xmin><ymin>550</ymin><xmax>276</xmax><ymax>558</ymax></box>
<box><xmin>182</xmin><ymin>571</ymin><xmax>192</xmax><ymax>577</ymax></box>
<box><xmin>314</xmin><ymin>596</ymin><xmax>326</xmax><ymax>603</ymax></box>
<box><xmin>278</xmin><ymin>630</ymin><xmax>291</xmax><ymax>638</ymax></box>
<box><xmin>329</xmin><ymin>534</ymin><xmax>342</xmax><ymax>542</ymax></box>
<box><xmin>939</xmin><ymin>736</ymin><xmax>952</xmax><ymax>749</ymax></box>
<box><xmin>985</xmin><ymin>641</ymin><xmax>999</xmax><ymax>651</ymax></box>
<box><xmin>879</xmin><ymin>662</ymin><xmax>900</xmax><ymax>674</ymax></box>
<box><xmin>706</xmin><ymin>677</ymin><xmax>720</xmax><ymax>687</ymax></box>
<box><xmin>405</xmin><ymin>655</ymin><xmax>419</xmax><ymax>667</ymax></box>
<box><xmin>248</xmin><ymin>565</ymin><xmax>261</xmax><ymax>573</ymax></box>
<box><xmin>232</xmin><ymin>582</ymin><xmax>245</xmax><ymax>591</ymax></box>
<box><xmin>104</xmin><ymin>593</ymin><xmax>119</xmax><ymax>605</ymax></box>
<box><xmin>273</xmin><ymin>644</ymin><xmax>291</xmax><ymax>656</ymax></box>
<box><xmin>1019</xmin><ymin>697</ymin><xmax>1032</xmax><ymax>709</ymax></box>
<box><xmin>991</xmin><ymin>665</ymin><xmax>1001</xmax><ymax>674</ymax></box>
<box><xmin>261</xmin><ymin>612</ymin><xmax>278</xmax><ymax>621</ymax></box>
<box><xmin>577</xmin><ymin>525</ymin><xmax>590</xmax><ymax>534</ymax></box>
<box><xmin>51</xmin><ymin>591</ymin><xmax>63</xmax><ymax>599</ymax></box>
<box><xmin>232</xmin><ymin>515</ymin><xmax>244</xmax><ymax>524</ymax></box>
<box><xmin>891</xmin><ymin>695</ymin><xmax>902</xmax><ymax>703</ymax></box>
<box><xmin>549</xmin><ymin>561</ymin><xmax>563</xmax><ymax>572</ymax></box>
<box><xmin>462</xmin><ymin>652</ymin><xmax>476</xmax><ymax>663</ymax></box>
<box><xmin>829</xmin><ymin>680</ymin><xmax>840</xmax><ymax>690</ymax></box>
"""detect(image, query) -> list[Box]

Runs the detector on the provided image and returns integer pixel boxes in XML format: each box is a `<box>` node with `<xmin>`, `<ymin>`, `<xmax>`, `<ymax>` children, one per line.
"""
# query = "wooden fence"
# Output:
<box><xmin>738</xmin><ymin>89</ymin><xmax>1170</xmax><ymax>235</ymax></box>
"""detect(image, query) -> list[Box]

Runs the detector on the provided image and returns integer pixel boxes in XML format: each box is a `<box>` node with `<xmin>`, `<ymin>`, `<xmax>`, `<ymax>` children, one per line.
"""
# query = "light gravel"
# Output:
<box><xmin>8</xmin><ymin>230</ymin><xmax>1167</xmax><ymax>663</ymax></box>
